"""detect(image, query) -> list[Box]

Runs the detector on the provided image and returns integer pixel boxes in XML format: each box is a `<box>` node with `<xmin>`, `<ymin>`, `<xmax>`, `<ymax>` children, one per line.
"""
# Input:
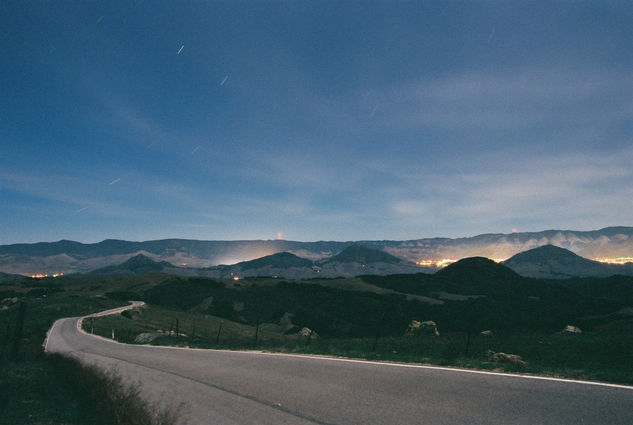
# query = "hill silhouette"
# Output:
<box><xmin>0</xmin><ymin>271</ymin><xmax>25</xmax><ymax>282</ymax></box>
<box><xmin>503</xmin><ymin>245</ymin><xmax>633</xmax><ymax>278</ymax></box>
<box><xmin>90</xmin><ymin>254</ymin><xmax>174</xmax><ymax>275</ymax></box>
<box><xmin>321</xmin><ymin>245</ymin><xmax>403</xmax><ymax>265</ymax></box>
<box><xmin>239</xmin><ymin>252</ymin><xmax>313</xmax><ymax>270</ymax></box>
<box><xmin>437</xmin><ymin>257</ymin><xmax>520</xmax><ymax>281</ymax></box>
<box><xmin>434</xmin><ymin>257</ymin><xmax>525</xmax><ymax>295</ymax></box>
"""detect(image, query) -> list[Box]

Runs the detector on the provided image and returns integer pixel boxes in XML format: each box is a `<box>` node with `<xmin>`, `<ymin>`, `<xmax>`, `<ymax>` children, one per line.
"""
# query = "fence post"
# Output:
<box><xmin>216</xmin><ymin>320</ymin><xmax>224</xmax><ymax>344</ymax></box>
<box><xmin>254</xmin><ymin>322</ymin><xmax>260</xmax><ymax>346</ymax></box>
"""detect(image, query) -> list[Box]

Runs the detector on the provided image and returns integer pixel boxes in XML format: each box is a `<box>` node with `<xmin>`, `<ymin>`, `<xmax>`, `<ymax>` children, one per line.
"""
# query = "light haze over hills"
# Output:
<box><xmin>1</xmin><ymin>227</ymin><xmax>632</xmax><ymax>276</ymax></box>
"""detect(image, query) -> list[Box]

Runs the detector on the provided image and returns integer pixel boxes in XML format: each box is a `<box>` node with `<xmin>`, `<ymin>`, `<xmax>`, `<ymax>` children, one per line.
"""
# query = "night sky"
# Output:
<box><xmin>1</xmin><ymin>1</ymin><xmax>632</xmax><ymax>244</ymax></box>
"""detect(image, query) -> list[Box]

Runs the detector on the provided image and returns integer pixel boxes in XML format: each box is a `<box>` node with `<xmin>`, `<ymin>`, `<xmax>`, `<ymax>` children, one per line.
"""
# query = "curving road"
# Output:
<box><xmin>45</xmin><ymin>303</ymin><xmax>633</xmax><ymax>425</ymax></box>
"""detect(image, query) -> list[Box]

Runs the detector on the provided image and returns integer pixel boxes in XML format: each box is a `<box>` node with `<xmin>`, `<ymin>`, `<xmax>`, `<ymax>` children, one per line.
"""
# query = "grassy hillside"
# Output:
<box><xmin>83</xmin><ymin>261</ymin><xmax>633</xmax><ymax>384</ymax></box>
<box><xmin>3</xmin><ymin>261</ymin><xmax>631</xmax><ymax>416</ymax></box>
<box><xmin>84</xmin><ymin>304</ymin><xmax>294</xmax><ymax>347</ymax></box>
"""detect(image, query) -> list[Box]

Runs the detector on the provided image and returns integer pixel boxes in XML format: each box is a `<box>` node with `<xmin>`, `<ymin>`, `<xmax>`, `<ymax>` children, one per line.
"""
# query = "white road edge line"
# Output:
<box><xmin>43</xmin><ymin>318</ymin><xmax>59</xmax><ymax>352</ymax></box>
<box><xmin>69</xmin><ymin>302</ymin><xmax>633</xmax><ymax>391</ymax></box>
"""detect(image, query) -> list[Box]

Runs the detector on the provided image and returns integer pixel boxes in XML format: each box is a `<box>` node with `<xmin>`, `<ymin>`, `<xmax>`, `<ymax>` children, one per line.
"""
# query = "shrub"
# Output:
<box><xmin>47</xmin><ymin>354</ymin><xmax>181</xmax><ymax>425</ymax></box>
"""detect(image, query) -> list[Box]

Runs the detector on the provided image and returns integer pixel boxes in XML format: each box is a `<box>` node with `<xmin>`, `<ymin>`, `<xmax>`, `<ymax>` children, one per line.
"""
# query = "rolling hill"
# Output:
<box><xmin>90</xmin><ymin>254</ymin><xmax>176</xmax><ymax>275</ymax></box>
<box><xmin>319</xmin><ymin>244</ymin><xmax>404</xmax><ymax>265</ymax></box>
<box><xmin>200</xmin><ymin>246</ymin><xmax>422</xmax><ymax>279</ymax></box>
<box><xmin>503</xmin><ymin>245</ymin><xmax>633</xmax><ymax>279</ymax></box>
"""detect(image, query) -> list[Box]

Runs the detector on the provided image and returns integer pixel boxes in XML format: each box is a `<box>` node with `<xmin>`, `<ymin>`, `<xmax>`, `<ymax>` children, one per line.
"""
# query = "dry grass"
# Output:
<box><xmin>47</xmin><ymin>354</ymin><xmax>182</xmax><ymax>425</ymax></box>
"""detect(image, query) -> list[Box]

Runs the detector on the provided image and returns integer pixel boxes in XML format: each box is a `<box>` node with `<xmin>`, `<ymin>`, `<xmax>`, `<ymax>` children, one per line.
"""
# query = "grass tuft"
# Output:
<box><xmin>47</xmin><ymin>354</ymin><xmax>182</xmax><ymax>425</ymax></box>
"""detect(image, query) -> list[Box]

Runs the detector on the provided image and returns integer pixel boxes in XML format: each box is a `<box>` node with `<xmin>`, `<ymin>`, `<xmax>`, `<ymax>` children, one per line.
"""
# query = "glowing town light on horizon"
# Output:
<box><xmin>594</xmin><ymin>257</ymin><xmax>633</xmax><ymax>265</ymax></box>
<box><xmin>415</xmin><ymin>259</ymin><xmax>457</xmax><ymax>268</ymax></box>
<box><xmin>30</xmin><ymin>272</ymin><xmax>64</xmax><ymax>279</ymax></box>
<box><xmin>416</xmin><ymin>258</ymin><xmax>507</xmax><ymax>268</ymax></box>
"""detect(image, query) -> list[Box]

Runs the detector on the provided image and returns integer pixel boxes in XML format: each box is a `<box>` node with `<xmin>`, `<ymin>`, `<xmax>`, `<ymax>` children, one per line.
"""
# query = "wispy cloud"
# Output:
<box><xmin>377</xmin><ymin>68</ymin><xmax>633</xmax><ymax>131</ymax></box>
<box><xmin>386</xmin><ymin>148</ymin><xmax>633</xmax><ymax>234</ymax></box>
<box><xmin>0</xmin><ymin>169</ymin><xmax>145</xmax><ymax>218</ymax></box>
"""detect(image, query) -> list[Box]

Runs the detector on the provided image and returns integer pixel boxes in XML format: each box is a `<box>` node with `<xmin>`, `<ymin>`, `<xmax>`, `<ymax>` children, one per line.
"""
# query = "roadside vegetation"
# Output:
<box><xmin>1</xmin><ymin>261</ymin><xmax>631</xmax><ymax>425</ymax></box>
<box><xmin>0</xmin><ymin>276</ymin><xmax>180</xmax><ymax>425</ymax></box>
<box><xmin>87</xmin><ymin>262</ymin><xmax>633</xmax><ymax>385</ymax></box>
<box><xmin>89</xmin><ymin>303</ymin><xmax>633</xmax><ymax>385</ymax></box>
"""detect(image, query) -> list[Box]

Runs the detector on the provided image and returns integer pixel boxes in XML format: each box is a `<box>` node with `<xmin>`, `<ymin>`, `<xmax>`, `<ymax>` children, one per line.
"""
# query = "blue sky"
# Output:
<box><xmin>1</xmin><ymin>1</ymin><xmax>632</xmax><ymax>244</ymax></box>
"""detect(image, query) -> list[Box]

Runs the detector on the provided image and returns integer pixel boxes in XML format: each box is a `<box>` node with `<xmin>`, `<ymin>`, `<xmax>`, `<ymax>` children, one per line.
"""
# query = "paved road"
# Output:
<box><xmin>45</xmin><ymin>305</ymin><xmax>633</xmax><ymax>425</ymax></box>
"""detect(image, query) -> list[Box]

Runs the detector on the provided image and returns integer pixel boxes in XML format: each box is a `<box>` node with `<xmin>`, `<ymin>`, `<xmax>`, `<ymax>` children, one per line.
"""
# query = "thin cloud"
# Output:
<box><xmin>387</xmin><ymin>148</ymin><xmax>633</xmax><ymax>234</ymax></box>
<box><xmin>379</xmin><ymin>68</ymin><xmax>633</xmax><ymax>131</ymax></box>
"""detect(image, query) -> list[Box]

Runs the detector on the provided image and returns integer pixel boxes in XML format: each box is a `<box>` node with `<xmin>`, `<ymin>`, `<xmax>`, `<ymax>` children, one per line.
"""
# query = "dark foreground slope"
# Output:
<box><xmin>132</xmin><ymin>257</ymin><xmax>632</xmax><ymax>339</ymax></box>
<box><xmin>84</xmin><ymin>257</ymin><xmax>633</xmax><ymax>384</ymax></box>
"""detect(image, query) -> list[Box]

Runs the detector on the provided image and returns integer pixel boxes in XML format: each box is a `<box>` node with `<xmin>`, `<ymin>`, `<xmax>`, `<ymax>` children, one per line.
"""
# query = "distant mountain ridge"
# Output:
<box><xmin>0</xmin><ymin>271</ymin><xmax>26</xmax><ymax>282</ymax></box>
<box><xmin>321</xmin><ymin>245</ymin><xmax>403</xmax><ymax>265</ymax></box>
<box><xmin>1</xmin><ymin>226</ymin><xmax>632</xmax><ymax>275</ymax></box>
<box><xmin>73</xmin><ymin>244</ymin><xmax>633</xmax><ymax>280</ymax></box>
<box><xmin>503</xmin><ymin>245</ymin><xmax>633</xmax><ymax>279</ymax></box>
<box><xmin>90</xmin><ymin>254</ymin><xmax>176</xmax><ymax>275</ymax></box>
<box><xmin>238</xmin><ymin>252</ymin><xmax>314</xmax><ymax>270</ymax></box>
<box><xmin>199</xmin><ymin>245</ymin><xmax>421</xmax><ymax>279</ymax></box>
<box><xmin>86</xmin><ymin>245</ymin><xmax>422</xmax><ymax>279</ymax></box>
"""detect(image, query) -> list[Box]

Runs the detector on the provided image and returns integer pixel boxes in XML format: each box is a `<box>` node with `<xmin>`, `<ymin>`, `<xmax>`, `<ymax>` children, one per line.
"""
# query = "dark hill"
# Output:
<box><xmin>238</xmin><ymin>252</ymin><xmax>313</xmax><ymax>270</ymax></box>
<box><xmin>90</xmin><ymin>254</ymin><xmax>174</xmax><ymax>275</ymax></box>
<box><xmin>510</xmin><ymin>244</ymin><xmax>582</xmax><ymax>260</ymax></box>
<box><xmin>502</xmin><ymin>245</ymin><xmax>633</xmax><ymax>279</ymax></box>
<box><xmin>0</xmin><ymin>271</ymin><xmax>25</xmax><ymax>282</ymax></box>
<box><xmin>321</xmin><ymin>245</ymin><xmax>403</xmax><ymax>265</ymax></box>
<box><xmin>437</xmin><ymin>257</ymin><xmax>521</xmax><ymax>281</ymax></box>
<box><xmin>435</xmin><ymin>257</ymin><xmax>525</xmax><ymax>296</ymax></box>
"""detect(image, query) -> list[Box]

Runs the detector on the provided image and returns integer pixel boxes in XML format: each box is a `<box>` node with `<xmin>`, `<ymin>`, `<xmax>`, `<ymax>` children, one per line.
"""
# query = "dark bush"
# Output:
<box><xmin>26</xmin><ymin>287</ymin><xmax>63</xmax><ymax>297</ymax></box>
<box><xmin>47</xmin><ymin>354</ymin><xmax>180</xmax><ymax>425</ymax></box>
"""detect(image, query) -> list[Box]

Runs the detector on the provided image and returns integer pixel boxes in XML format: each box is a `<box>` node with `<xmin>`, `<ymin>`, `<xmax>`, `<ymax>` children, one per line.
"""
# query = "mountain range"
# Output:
<box><xmin>89</xmin><ymin>245</ymin><xmax>422</xmax><ymax>279</ymax></box>
<box><xmin>77</xmin><ymin>244</ymin><xmax>633</xmax><ymax>280</ymax></box>
<box><xmin>1</xmin><ymin>226</ymin><xmax>632</xmax><ymax>277</ymax></box>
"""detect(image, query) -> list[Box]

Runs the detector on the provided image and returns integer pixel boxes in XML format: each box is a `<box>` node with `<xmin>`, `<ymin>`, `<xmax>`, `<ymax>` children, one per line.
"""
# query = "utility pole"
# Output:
<box><xmin>190</xmin><ymin>320</ymin><xmax>196</xmax><ymax>345</ymax></box>
<box><xmin>216</xmin><ymin>320</ymin><xmax>224</xmax><ymax>344</ymax></box>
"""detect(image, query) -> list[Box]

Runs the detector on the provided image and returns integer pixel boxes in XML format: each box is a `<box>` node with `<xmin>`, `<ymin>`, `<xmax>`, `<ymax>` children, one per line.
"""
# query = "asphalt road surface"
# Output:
<box><xmin>45</xmin><ymin>304</ymin><xmax>633</xmax><ymax>425</ymax></box>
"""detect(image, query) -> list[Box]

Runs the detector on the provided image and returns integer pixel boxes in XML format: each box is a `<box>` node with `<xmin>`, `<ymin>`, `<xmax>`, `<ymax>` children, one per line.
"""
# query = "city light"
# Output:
<box><xmin>416</xmin><ymin>258</ymin><xmax>506</xmax><ymax>268</ymax></box>
<box><xmin>593</xmin><ymin>257</ymin><xmax>633</xmax><ymax>265</ymax></box>
<box><xmin>30</xmin><ymin>272</ymin><xmax>64</xmax><ymax>279</ymax></box>
<box><xmin>415</xmin><ymin>259</ymin><xmax>457</xmax><ymax>268</ymax></box>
